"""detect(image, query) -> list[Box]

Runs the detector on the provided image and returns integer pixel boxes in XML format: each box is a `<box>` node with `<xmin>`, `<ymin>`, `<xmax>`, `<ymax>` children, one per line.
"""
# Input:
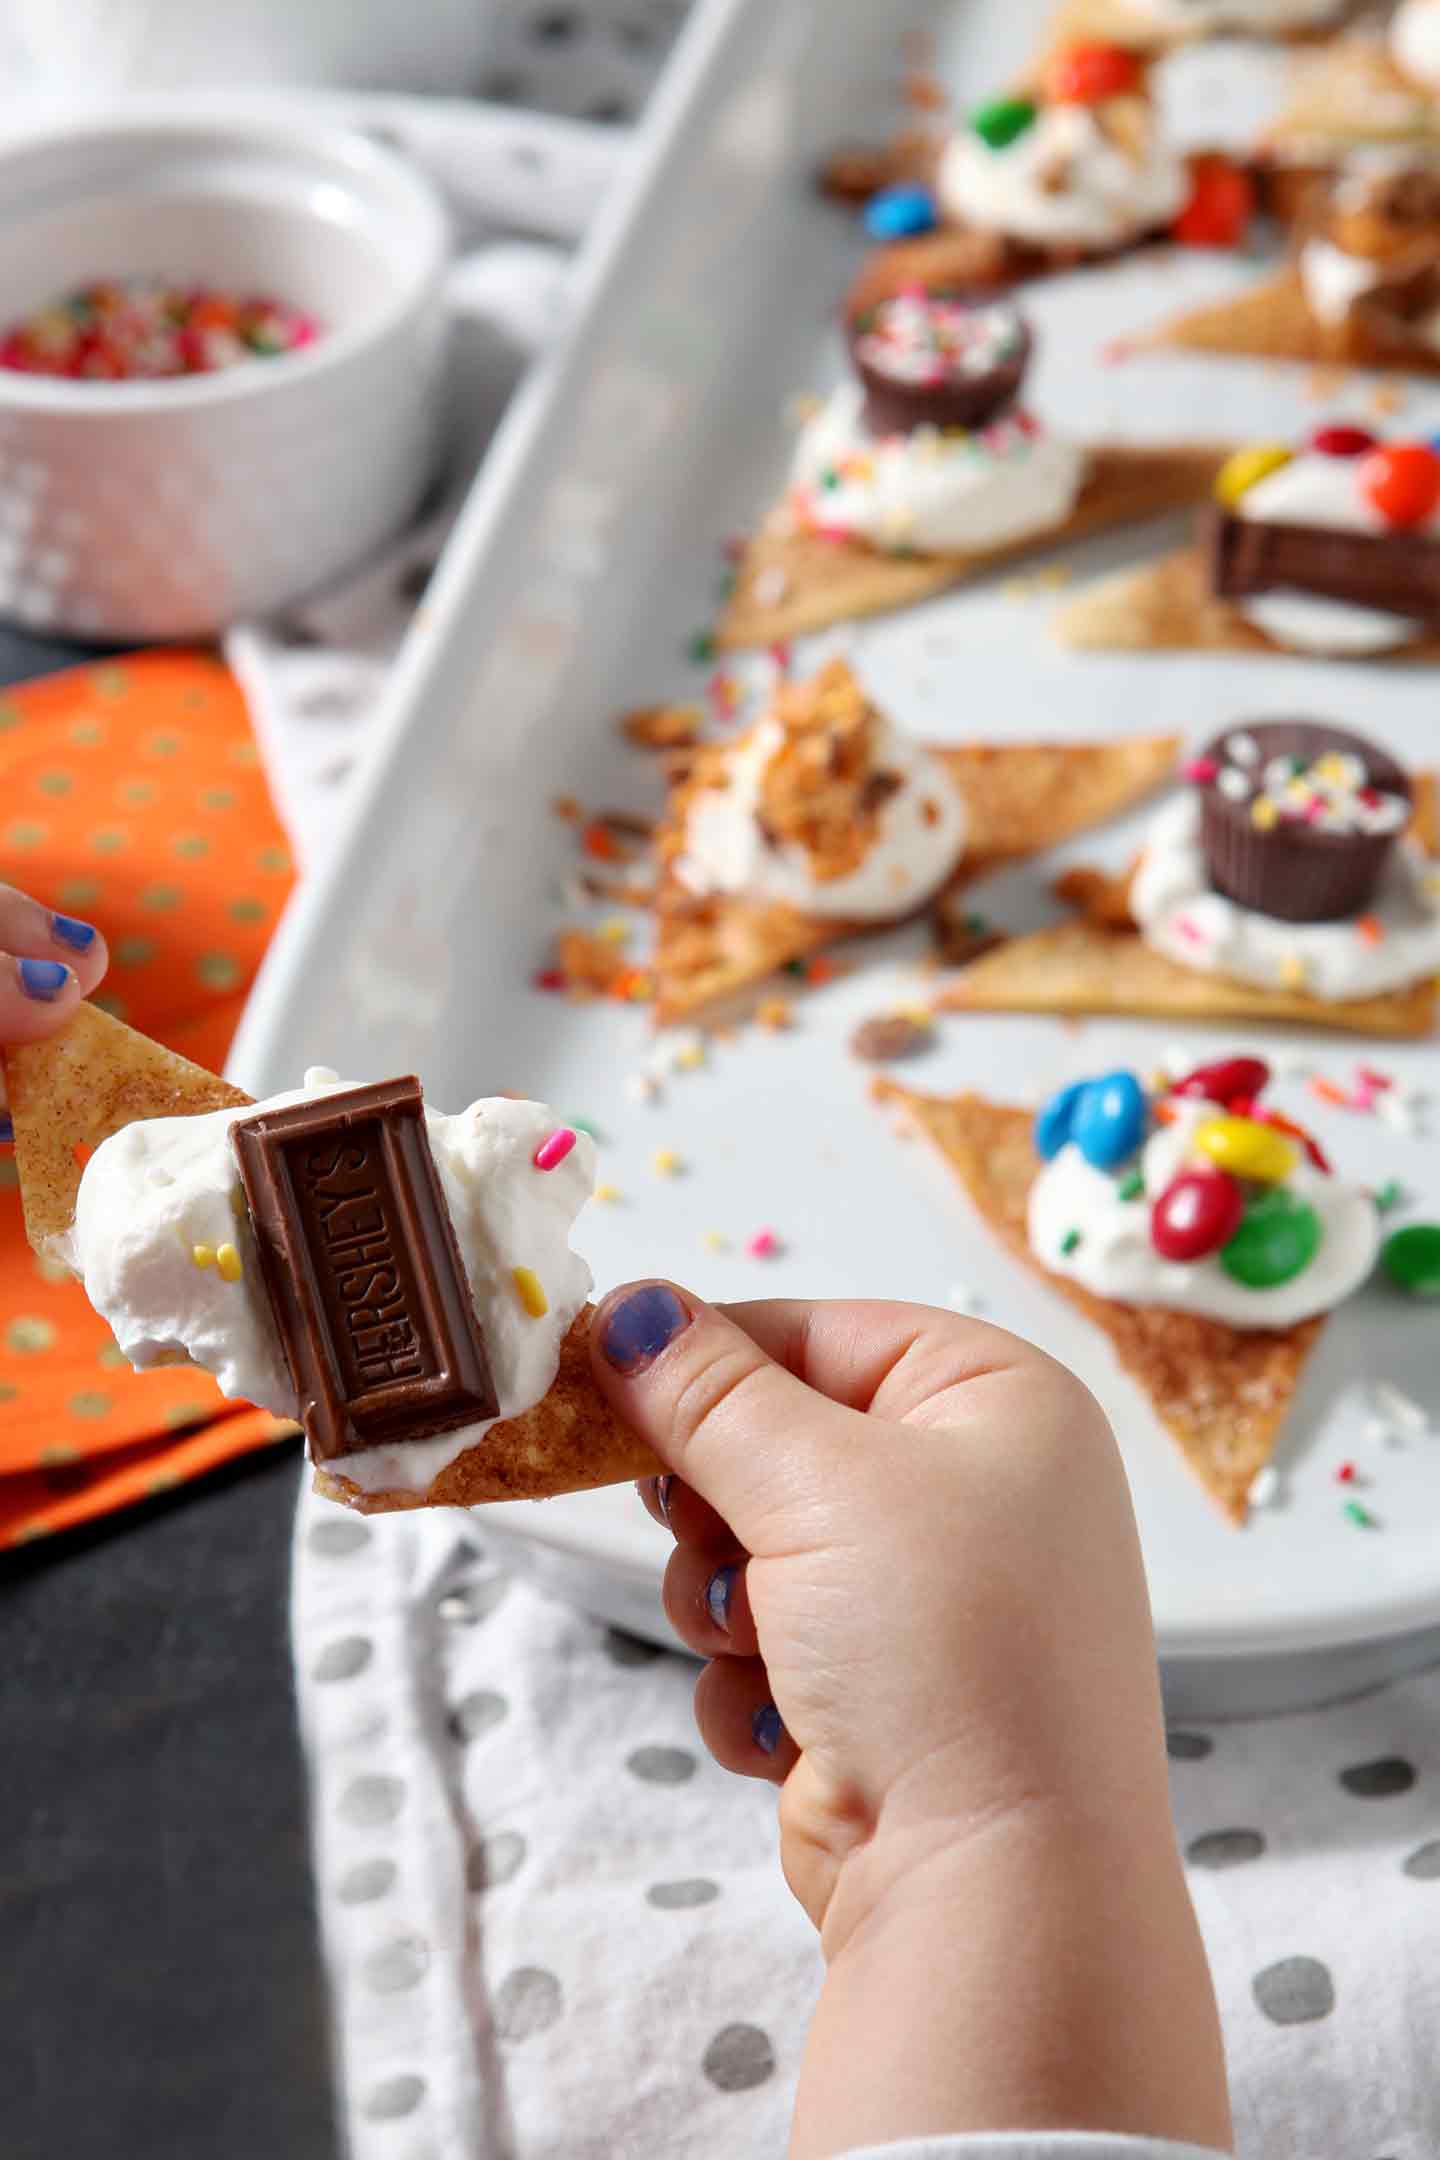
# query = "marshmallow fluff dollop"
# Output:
<box><xmin>1233</xmin><ymin>452</ymin><xmax>1439</xmax><ymax>654</ymax></box>
<box><xmin>1393</xmin><ymin>0</ymin><xmax>1440</xmax><ymax>90</ymax></box>
<box><xmin>1029</xmin><ymin>1097</ymin><xmax>1380</xmax><ymax>1328</ymax></box>
<box><xmin>937</xmin><ymin>104</ymin><xmax>1187</xmax><ymax>250</ymax></box>
<box><xmin>1131</xmin><ymin>794</ymin><xmax>1440</xmax><ymax>998</ymax></box>
<box><xmin>66</xmin><ymin>1069</ymin><xmax>597</xmax><ymax>1494</ymax></box>
<box><xmin>788</xmin><ymin>383</ymin><xmax>1085</xmax><ymax>555</ymax></box>
<box><xmin>674</xmin><ymin>711</ymin><xmax>968</xmax><ymax>918</ymax></box>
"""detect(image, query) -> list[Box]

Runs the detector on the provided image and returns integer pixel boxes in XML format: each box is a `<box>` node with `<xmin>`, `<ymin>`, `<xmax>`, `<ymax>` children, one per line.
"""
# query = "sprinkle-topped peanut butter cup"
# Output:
<box><xmin>846</xmin><ymin>287</ymin><xmax>1031</xmax><ymax>438</ymax></box>
<box><xmin>1190</xmin><ymin>719</ymin><xmax>1412</xmax><ymax>924</ymax></box>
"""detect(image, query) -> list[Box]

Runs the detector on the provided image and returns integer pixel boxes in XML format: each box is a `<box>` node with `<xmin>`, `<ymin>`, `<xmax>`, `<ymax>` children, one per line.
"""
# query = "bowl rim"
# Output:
<box><xmin>0</xmin><ymin>109</ymin><xmax>450</xmax><ymax>417</ymax></box>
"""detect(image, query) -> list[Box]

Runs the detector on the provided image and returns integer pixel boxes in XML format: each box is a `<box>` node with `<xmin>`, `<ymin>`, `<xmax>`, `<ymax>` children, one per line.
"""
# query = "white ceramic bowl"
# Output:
<box><xmin>0</xmin><ymin>114</ymin><xmax>449</xmax><ymax>639</ymax></box>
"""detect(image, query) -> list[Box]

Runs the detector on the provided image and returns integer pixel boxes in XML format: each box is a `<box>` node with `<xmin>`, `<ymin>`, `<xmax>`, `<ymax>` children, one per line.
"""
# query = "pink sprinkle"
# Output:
<box><xmin>1335</xmin><ymin>1462</ymin><xmax>1357</xmax><ymax>1485</ymax></box>
<box><xmin>1182</xmin><ymin>757</ymin><xmax>1218</xmax><ymax>783</ymax></box>
<box><xmin>769</xmin><ymin>640</ymin><xmax>792</xmax><ymax>674</ymax></box>
<box><xmin>745</xmin><ymin>1227</ymin><xmax>781</xmax><ymax>1260</ymax></box>
<box><xmin>1357</xmin><ymin>1065</ymin><xmax>1394</xmax><ymax>1092</ymax></box>
<box><xmin>1174</xmin><ymin>915</ymin><xmax>1206</xmax><ymax>946</ymax></box>
<box><xmin>533</xmin><ymin>1127</ymin><xmax>577</xmax><ymax>1171</ymax></box>
<box><xmin>1101</xmin><ymin>338</ymin><xmax>1134</xmax><ymax>365</ymax></box>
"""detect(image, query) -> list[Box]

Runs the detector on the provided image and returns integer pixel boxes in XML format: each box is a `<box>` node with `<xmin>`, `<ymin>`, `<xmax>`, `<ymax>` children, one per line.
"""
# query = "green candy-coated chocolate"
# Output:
<box><xmin>971</xmin><ymin>97</ymin><xmax>1037</xmax><ymax>150</ymax></box>
<box><xmin>1219</xmin><ymin>1190</ymin><xmax>1323</xmax><ymax>1291</ymax></box>
<box><xmin>1381</xmin><ymin>1223</ymin><xmax>1440</xmax><ymax>1298</ymax></box>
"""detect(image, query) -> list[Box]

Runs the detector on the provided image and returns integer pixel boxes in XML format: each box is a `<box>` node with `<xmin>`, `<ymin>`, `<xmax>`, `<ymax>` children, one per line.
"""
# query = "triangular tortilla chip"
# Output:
<box><xmin>933</xmin><ymin>919</ymin><xmax>1436</xmax><ymax>1035</ymax></box>
<box><xmin>1266</xmin><ymin>37</ymin><xmax>1440</xmax><ymax>154</ymax></box>
<box><xmin>5</xmin><ymin>1001</ymin><xmax>251</xmax><ymax>1262</ymax></box>
<box><xmin>1025</xmin><ymin>0</ymin><xmax>1354</xmax><ymax>69</ymax></box>
<box><xmin>651</xmin><ymin>734</ymin><xmax>1180</xmax><ymax>1024</ymax></box>
<box><xmin>872</xmin><ymin>1080</ymin><xmax>1323</xmax><ymax>1522</ymax></box>
<box><xmin>6</xmin><ymin>1005</ymin><xmax>659</xmax><ymax>1509</ymax></box>
<box><xmin>717</xmin><ymin>444</ymin><xmax>1230</xmax><ymax>649</ymax></box>
<box><xmin>1053</xmin><ymin>541</ymin><xmax>1440</xmax><ymax>659</ymax></box>
<box><xmin>1135</xmin><ymin>263</ymin><xmax>1440</xmax><ymax>376</ymax></box>
<box><xmin>314</xmin><ymin>1305</ymin><xmax>659</xmax><ymax>1513</ymax></box>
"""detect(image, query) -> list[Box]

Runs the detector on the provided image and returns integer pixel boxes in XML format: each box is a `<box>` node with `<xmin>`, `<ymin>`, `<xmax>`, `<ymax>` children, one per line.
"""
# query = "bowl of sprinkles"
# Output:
<box><xmin>0</xmin><ymin>114</ymin><xmax>448</xmax><ymax>638</ymax></box>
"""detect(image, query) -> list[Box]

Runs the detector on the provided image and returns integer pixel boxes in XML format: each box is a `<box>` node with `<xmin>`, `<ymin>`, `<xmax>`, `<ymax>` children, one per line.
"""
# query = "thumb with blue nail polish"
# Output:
<box><xmin>589</xmin><ymin>1281</ymin><xmax>1229</xmax><ymax>2157</ymax></box>
<box><xmin>0</xmin><ymin>881</ymin><xmax>108</xmax><ymax>1049</ymax></box>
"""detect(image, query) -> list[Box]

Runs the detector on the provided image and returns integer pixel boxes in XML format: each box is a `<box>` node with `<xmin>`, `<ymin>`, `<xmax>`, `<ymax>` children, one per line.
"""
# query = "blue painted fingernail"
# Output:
<box><xmin>51</xmin><ymin>913</ymin><xmax>96</xmax><ymax>951</ymax></box>
<box><xmin>601</xmin><ymin>1284</ymin><xmax>691</xmax><ymax>1374</ymax></box>
<box><xmin>705</xmin><ymin>1563</ymin><xmax>737</xmax><ymax>1632</ymax></box>
<box><xmin>0</xmin><ymin>1113</ymin><xmax>12</xmax><ymax>1144</ymax></box>
<box><xmin>752</xmin><ymin>1703</ymin><xmax>784</xmax><ymax>1757</ymax></box>
<box><xmin>19</xmin><ymin>958</ymin><xmax>69</xmax><ymax>1001</ymax></box>
<box><xmin>655</xmin><ymin>1473</ymin><xmax>674</xmax><ymax>1524</ymax></box>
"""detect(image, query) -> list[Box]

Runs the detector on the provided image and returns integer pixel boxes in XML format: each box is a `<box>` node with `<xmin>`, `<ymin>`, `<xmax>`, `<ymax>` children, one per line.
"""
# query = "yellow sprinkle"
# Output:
<box><xmin>216</xmin><ymin>1243</ymin><xmax>243</xmax><ymax>1283</ymax></box>
<box><xmin>1147</xmin><ymin>1067</ymin><xmax>1171</xmax><ymax>1095</ymax></box>
<box><xmin>755</xmin><ymin>996</ymin><xmax>793</xmax><ymax>1031</ymax></box>
<box><xmin>512</xmin><ymin>1266</ymin><xmax>548</xmax><ymax>1318</ymax></box>
<box><xmin>594</xmin><ymin>1182</ymin><xmax>622</xmax><ymax>1204</ymax></box>
<box><xmin>1215</xmin><ymin>442</ymin><xmax>1292</xmax><ymax>509</ymax></box>
<box><xmin>191</xmin><ymin>1244</ymin><xmax>216</xmax><ymax>1270</ymax></box>
<box><xmin>674</xmin><ymin>1042</ymin><xmax>706</xmax><ymax>1071</ymax></box>
<box><xmin>702</xmin><ymin>1230</ymin><xmax>729</xmax><ymax>1253</ymax></box>
<box><xmin>1280</xmin><ymin>953</ymin><xmax>1308</xmax><ymax>990</ymax></box>
<box><xmin>896</xmin><ymin>1005</ymin><xmax>934</xmax><ymax>1031</ymax></box>
<box><xmin>1251</xmin><ymin>797</ymin><xmax>1279</xmax><ymax>831</ymax></box>
<box><xmin>652</xmin><ymin>1147</ymin><xmax>683</xmax><ymax>1177</ymax></box>
<box><xmin>599</xmin><ymin>917</ymin><xmax>631</xmax><ymax>945</ymax></box>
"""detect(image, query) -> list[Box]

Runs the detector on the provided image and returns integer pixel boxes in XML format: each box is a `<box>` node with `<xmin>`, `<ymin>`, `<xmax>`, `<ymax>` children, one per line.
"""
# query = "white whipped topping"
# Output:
<box><xmin>1134</xmin><ymin>0</ymin><xmax>1345</xmax><ymax>26</ymax></box>
<box><xmin>1029</xmin><ymin>1097</ymin><xmax>1379</xmax><ymax>1328</ymax></box>
<box><xmin>1299</xmin><ymin>236</ymin><xmax>1386</xmax><ymax>326</ymax></box>
<box><xmin>67</xmin><ymin>1068</ymin><xmax>596</xmax><ymax>1494</ymax></box>
<box><xmin>673</xmin><ymin>711</ymin><xmax>967</xmax><ymax>919</ymax></box>
<box><xmin>937</xmin><ymin>102</ymin><xmax>1187</xmax><ymax>251</ymax></box>
<box><xmin>1132</xmin><ymin>793</ymin><xmax>1440</xmax><ymax>998</ymax></box>
<box><xmin>1235</xmin><ymin>451</ymin><xmax>1437</xmax><ymax>654</ymax></box>
<box><xmin>788</xmin><ymin>381</ymin><xmax>1085</xmax><ymax>555</ymax></box>
<box><xmin>1393</xmin><ymin>0</ymin><xmax>1440</xmax><ymax>91</ymax></box>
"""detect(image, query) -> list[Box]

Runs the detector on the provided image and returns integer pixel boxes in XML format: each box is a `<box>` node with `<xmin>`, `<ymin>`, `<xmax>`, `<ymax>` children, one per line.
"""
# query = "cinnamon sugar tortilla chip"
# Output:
<box><xmin>1266</xmin><ymin>38</ymin><xmax>1440</xmax><ymax>155</ymax></box>
<box><xmin>650</xmin><ymin>735</ymin><xmax>1179</xmax><ymax>1025</ymax></box>
<box><xmin>933</xmin><ymin>920</ymin><xmax>1436</xmax><ymax>1036</ymax></box>
<box><xmin>1135</xmin><ymin>264</ymin><xmax>1440</xmax><ymax>376</ymax></box>
<box><xmin>6</xmin><ymin>1004</ymin><xmax>656</xmax><ymax>1508</ymax></box>
<box><xmin>1053</xmin><ymin>541</ymin><xmax>1440</xmax><ymax>660</ymax></box>
<box><xmin>314</xmin><ymin>1306</ymin><xmax>661</xmax><ymax>1514</ymax></box>
<box><xmin>872</xmin><ymin>1081</ymin><xmax>1323</xmax><ymax>1523</ymax></box>
<box><xmin>1026</xmin><ymin>0</ymin><xmax>1354</xmax><ymax>67</ymax></box>
<box><xmin>5</xmin><ymin>1001</ymin><xmax>250</xmax><ymax>1262</ymax></box>
<box><xmin>717</xmin><ymin>445</ymin><xmax>1229</xmax><ymax>649</ymax></box>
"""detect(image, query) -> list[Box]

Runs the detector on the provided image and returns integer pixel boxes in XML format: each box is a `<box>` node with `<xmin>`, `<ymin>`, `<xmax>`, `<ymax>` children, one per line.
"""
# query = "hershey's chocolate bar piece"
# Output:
<box><xmin>1208</xmin><ymin>505</ymin><xmax>1440</xmax><ymax>627</ymax></box>
<box><xmin>232</xmin><ymin>1078</ymin><xmax>498</xmax><ymax>1462</ymax></box>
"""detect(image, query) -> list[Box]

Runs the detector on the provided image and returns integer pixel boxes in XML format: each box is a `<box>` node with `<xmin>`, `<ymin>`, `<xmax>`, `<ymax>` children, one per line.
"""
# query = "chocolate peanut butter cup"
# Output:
<box><xmin>846</xmin><ymin>288</ymin><xmax>1031</xmax><ymax>437</ymax></box>
<box><xmin>1193</xmin><ymin>719</ymin><xmax>1412</xmax><ymax>924</ymax></box>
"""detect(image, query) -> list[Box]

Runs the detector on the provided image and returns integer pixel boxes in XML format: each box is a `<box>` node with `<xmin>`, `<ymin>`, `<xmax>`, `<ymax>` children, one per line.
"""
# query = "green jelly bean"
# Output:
<box><xmin>1381</xmin><ymin>1223</ymin><xmax>1440</xmax><ymax>1298</ymax></box>
<box><xmin>971</xmin><ymin>97</ymin><xmax>1037</xmax><ymax>150</ymax></box>
<box><xmin>1220</xmin><ymin>1190</ymin><xmax>1323</xmax><ymax>1291</ymax></box>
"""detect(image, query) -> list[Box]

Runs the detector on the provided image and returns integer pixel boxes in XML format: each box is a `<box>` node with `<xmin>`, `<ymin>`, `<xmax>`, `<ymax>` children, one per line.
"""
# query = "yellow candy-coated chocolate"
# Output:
<box><xmin>1215</xmin><ymin>442</ymin><xmax>1292</xmax><ymax>509</ymax></box>
<box><xmin>216</xmin><ymin>1242</ymin><xmax>243</xmax><ymax>1282</ymax></box>
<box><xmin>191</xmin><ymin>1243</ymin><xmax>216</xmax><ymax>1269</ymax></box>
<box><xmin>1194</xmin><ymin>1115</ymin><xmax>1298</xmax><ymax>1184</ymax></box>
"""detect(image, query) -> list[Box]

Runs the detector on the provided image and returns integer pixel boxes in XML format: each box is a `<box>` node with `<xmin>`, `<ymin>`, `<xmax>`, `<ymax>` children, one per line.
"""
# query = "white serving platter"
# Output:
<box><xmin>233</xmin><ymin>0</ymin><xmax>1440</xmax><ymax>1713</ymax></box>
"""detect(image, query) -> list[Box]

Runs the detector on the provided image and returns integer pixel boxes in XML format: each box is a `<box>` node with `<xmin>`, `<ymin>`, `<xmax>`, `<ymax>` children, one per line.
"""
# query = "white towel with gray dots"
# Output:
<box><xmin>294</xmin><ymin>1479</ymin><xmax>1440</xmax><ymax>2160</ymax></box>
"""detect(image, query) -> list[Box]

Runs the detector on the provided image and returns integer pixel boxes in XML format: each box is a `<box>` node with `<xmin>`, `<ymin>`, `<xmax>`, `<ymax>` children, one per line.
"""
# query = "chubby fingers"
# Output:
<box><xmin>0</xmin><ymin>885</ymin><xmax>107</xmax><ymax>1049</ymax></box>
<box><xmin>693</xmin><ymin>1655</ymin><xmax>797</xmax><ymax>1786</ymax></box>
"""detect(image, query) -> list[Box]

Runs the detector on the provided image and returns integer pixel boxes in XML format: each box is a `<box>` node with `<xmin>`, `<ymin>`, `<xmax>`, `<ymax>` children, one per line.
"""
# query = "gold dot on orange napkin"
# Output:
<box><xmin>0</xmin><ymin>651</ymin><xmax>300</xmax><ymax>1549</ymax></box>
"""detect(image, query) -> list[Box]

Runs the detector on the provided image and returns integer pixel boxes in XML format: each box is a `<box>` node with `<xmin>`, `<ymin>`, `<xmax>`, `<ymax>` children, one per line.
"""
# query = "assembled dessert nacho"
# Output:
<box><xmin>643</xmin><ymin>657</ymin><xmax>1179</xmax><ymax>1023</ymax></box>
<box><xmin>939</xmin><ymin>720</ymin><xmax>1439</xmax><ymax>1035</ymax></box>
<box><xmin>718</xmin><ymin>285</ymin><xmax>1226</xmax><ymax>647</ymax></box>
<box><xmin>876</xmin><ymin>1053</ymin><xmax>1381</xmax><ymax>1522</ymax></box>
<box><xmin>1056</xmin><ymin>427</ymin><xmax>1440</xmax><ymax>659</ymax></box>
<box><xmin>4</xmin><ymin>1002</ymin><xmax>656</xmax><ymax>1513</ymax></box>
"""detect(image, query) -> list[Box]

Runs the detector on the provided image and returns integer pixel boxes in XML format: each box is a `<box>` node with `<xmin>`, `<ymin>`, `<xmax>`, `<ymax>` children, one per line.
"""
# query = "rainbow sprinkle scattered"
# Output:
<box><xmin>2</xmin><ymin>278</ymin><xmax>319</xmax><ymax>381</ymax></box>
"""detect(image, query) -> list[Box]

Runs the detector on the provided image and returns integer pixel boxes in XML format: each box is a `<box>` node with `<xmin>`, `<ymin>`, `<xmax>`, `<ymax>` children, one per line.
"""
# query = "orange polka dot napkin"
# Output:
<box><xmin>0</xmin><ymin>651</ymin><xmax>299</xmax><ymax>1550</ymax></box>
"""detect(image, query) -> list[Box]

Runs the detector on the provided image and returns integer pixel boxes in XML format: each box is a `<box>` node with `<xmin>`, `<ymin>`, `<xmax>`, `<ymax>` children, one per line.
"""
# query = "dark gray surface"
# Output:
<box><xmin>1</xmin><ymin>626</ymin><xmax>337</xmax><ymax>2160</ymax></box>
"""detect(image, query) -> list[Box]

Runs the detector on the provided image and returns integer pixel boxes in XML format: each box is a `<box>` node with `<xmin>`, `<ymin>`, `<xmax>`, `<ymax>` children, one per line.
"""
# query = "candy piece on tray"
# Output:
<box><xmin>3</xmin><ymin>1003</ymin><xmax>656</xmax><ymax>1513</ymax></box>
<box><xmin>1053</xmin><ymin>425</ymin><xmax>1440</xmax><ymax>661</ymax></box>
<box><xmin>936</xmin><ymin>724</ymin><xmax>1440</xmax><ymax>1035</ymax></box>
<box><xmin>638</xmin><ymin>656</ymin><xmax>1178</xmax><ymax>1025</ymax></box>
<box><xmin>873</xmin><ymin>1059</ymin><xmax>1385</xmax><ymax>1524</ymax></box>
<box><xmin>717</xmin><ymin>286</ymin><xmax>1227</xmax><ymax>648</ymax></box>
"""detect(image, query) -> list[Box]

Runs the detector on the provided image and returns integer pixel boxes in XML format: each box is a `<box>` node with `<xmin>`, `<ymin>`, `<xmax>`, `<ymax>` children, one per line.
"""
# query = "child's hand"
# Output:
<box><xmin>591</xmin><ymin>1284</ymin><xmax>1231</xmax><ymax>2159</ymax></box>
<box><xmin>0</xmin><ymin>884</ymin><xmax>107</xmax><ymax>1047</ymax></box>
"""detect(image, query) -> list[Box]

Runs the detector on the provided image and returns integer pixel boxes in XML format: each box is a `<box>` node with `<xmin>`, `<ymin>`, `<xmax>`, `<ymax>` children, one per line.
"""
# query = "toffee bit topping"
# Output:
<box><xmin>849</xmin><ymin>1012</ymin><xmax>934</xmax><ymax>1064</ymax></box>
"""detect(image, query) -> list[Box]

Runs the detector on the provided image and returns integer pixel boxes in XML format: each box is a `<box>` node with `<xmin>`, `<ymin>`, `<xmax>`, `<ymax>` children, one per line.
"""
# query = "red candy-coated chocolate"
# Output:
<box><xmin>1043</xmin><ymin>41</ymin><xmax>1141</xmax><ymax>102</ymax></box>
<box><xmin>1360</xmin><ymin>442</ymin><xmax>1440</xmax><ymax>529</ymax></box>
<box><xmin>1262</xmin><ymin>1108</ymin><xmax>1331</xmax><ymax>1175</ymax></box>
<box><xmin>1172</xmin><ymin>1057</ymin><xmax>1270</xmax><ymax>1107</ymax></box>
<box><xmin>1151</xmin><ymin>1166</ymin><xmax>1245</xmax><ymax>1262</ymax></box>
<box><xmin>1310</xmin><ymin>424</ymin><xmax>1377</xmax><ymax>459</ymax></box>
<box><xmin>1173</xmin><ymin>156</ymin><xmax>1254</xmax><ymax>249</ymax></box>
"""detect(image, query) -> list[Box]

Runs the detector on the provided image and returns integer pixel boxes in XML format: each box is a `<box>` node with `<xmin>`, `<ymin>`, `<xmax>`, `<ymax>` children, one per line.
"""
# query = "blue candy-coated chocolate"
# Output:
<box><xmin>1034</xmin><ymin>1080</ymin><xmax>1086</xmax><ymax>1160</ymax></box>
<box><xmin>862</xmin><ymin>183</ymin><xmax>939</xmax><ymax>239</ymax></box>
<box><xmin>1071</xmin><ymin>1070</ymin><xmax>1147</xmax><ymax>1171</ymax></box>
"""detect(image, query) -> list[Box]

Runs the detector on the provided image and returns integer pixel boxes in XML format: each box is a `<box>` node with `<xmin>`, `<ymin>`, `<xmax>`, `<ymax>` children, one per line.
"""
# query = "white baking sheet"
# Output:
<box><xmin>234</xmin><ymin>0</ymin><xmax>1440</xmax><ymax>1660</ymax></box>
